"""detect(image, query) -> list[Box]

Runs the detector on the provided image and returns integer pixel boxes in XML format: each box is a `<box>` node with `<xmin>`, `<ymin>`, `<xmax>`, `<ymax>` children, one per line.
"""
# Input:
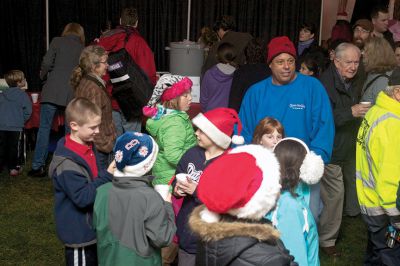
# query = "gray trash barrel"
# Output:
<box><xmin>166</xmin><ymin>41</ymin><xmax>204</xmax><ymax>76</ymax></box>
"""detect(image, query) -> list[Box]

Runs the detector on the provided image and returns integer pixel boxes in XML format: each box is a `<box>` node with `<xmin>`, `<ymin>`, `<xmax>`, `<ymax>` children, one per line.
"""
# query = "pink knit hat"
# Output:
<box><xmin>143</xmin><ymin>74</ymin><xmax>192</xmax><ymax>117</ymax></box>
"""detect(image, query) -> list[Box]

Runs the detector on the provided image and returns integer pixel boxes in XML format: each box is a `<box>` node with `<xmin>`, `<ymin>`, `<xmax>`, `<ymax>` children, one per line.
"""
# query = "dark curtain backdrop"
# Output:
<box><xmin>351</xmin><ymin>0</ymin><xmax>389</xmax><ymax>24</ymax></box>
<box><xmin>0</xmin><ymin>0</ymin><xmax>45</xmax><ymax>90</ymax></box>
<box><xmin>0</xmin><ymin>0</ymin><xmax>321</xmax><ymax>90</ymax></box>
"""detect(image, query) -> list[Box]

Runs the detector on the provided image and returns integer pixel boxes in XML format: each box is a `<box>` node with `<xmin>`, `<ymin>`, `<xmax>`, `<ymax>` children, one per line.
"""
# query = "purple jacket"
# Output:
<box><xmin>200</xmin><ymin>65</ymin><xmax>234</xmax><ymax>112</ymax></box>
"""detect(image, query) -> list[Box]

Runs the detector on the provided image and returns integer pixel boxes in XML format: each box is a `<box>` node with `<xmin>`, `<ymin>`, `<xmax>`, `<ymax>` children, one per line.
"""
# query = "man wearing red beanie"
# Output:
<box><xmin>238</xmin><ymin>36</ymin><xmax>334</xmax><ymax>224</ymax></box>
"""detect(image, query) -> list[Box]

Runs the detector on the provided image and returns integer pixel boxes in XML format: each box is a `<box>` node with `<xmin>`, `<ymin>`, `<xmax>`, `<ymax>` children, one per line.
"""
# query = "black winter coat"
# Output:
<box><xmin>189</xmin><ymin>206</ymin><xmax>297</xmax><ymax>266</ymax></box>
<box><xmin>319</xmin><ymin>63</ymin><xmax>362</xmax><ymax>163</ymax></box>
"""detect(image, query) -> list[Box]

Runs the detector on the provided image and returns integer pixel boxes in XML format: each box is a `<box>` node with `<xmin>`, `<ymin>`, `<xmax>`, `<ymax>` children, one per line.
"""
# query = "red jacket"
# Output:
<box><xmin>97</xmin><ymin>26</ymin><xmax>157</xmax><ymax>111</ymax></box>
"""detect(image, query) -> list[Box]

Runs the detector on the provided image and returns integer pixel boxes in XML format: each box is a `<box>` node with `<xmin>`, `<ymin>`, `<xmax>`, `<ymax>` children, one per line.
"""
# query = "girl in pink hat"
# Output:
<box><xmin>143</xmin><ymin>74</ymin><xmax>197</xmax><ymax>191</ymax></box>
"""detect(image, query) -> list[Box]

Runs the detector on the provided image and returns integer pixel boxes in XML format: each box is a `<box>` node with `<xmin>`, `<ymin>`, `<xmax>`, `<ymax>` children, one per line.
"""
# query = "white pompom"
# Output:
<box><xmin>299</xmin><ymin>151</ymin><xmax>324</xmax><ymax>184</ymax></box>
<box><xmin>232</xmin><ymin>135</ymin><xmax>245</xmax><ymax>145</ymax></box>
<box><xmin>200</xmin><ymin>208</ymin><xmax>220</xmax><ymax>223</ymax></box>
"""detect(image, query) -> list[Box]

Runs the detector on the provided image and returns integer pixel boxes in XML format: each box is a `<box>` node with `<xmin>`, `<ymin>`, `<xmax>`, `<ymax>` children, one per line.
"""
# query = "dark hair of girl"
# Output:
<box><xmin>273</xmin><ymin>139</ymin><xmax>307</xmax><ymax>196</ymax></box>
<box><xmin>216</xmin><ymin>42</ymin><xmax>237</xmax><ymax>68</ymax></box>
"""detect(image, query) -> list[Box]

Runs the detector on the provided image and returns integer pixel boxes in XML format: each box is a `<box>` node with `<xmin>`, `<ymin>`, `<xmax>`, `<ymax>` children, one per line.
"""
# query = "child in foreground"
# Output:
<box><xmin>189</xmin><ymin>144</ymin><xmax>297</xmax><ymax>265</ymax></box>
<box><xmin>173</xmin><ymin>107</ymin><xmax>244</xmax><ymax>266</ymax></box>
<box><xmin>266</xmin><ymin>137</ymin><xmax>324</xmax><ymax>266</ymax></box>
<box><xmin>0</xmin><ymin>70</ymin><xmax>32</xmax><ymax>176</ymax></box>
<box><xmin>49</xmin><ymin>97</ymin><xmax>115</xmax><ymax>266</ymax></box>
<box><xmin>94</xmin><ymin>132</ymin><xmax>176</xmax><ymax>265</ymax></box>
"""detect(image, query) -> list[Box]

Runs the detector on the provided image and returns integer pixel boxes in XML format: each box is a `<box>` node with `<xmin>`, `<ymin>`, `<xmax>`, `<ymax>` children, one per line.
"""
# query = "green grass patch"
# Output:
<box><xmin>0</xmin><ymin>170</ymin><xmax>64</xmax><ymax>265</ymax></box>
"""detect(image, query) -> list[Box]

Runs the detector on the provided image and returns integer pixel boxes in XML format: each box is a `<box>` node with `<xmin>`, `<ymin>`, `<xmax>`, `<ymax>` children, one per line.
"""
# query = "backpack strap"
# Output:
<box><xmin>362</xmin><ymin>73</ymin><xmax>389</xmax><ymax>96</ymax></box>
<box><xmin>106</xmin><ymin>27</ymin><xmax>134</xmax><ymax>52</ymax></box>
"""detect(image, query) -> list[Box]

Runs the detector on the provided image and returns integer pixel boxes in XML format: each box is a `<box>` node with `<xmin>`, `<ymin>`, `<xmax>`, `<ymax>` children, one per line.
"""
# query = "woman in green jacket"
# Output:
<box><xmin>143</xmin><ymin>74</ymin><xmax>196</xmax><ymax>190</ymax></box>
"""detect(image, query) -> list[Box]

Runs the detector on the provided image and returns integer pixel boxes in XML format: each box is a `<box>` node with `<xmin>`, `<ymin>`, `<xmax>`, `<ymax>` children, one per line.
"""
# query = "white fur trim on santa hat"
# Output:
<box><xmin>114</xmin><ymin>138</ymin><xmax>159</xmax><ymax>178</ymax></box>
<box><xmin>231</xmin><ymin>135</ymin><xmax>245</xmax><ymax>145</ymax></box>
<box><xmin>300</xmin><ymin>151</ymin><xmax>324</xmax><ymax>185</ymax></box>
<box><xmin>200</xmin><ymin>207</ymin><xmax>221</xmax><ymax>223</ymax></box>
<box><xmin>228</xmin><ymin>145</ymin><xmax>281</xmax><ymax>220</ymax></box>
<box><xmin>192</xmin><ymin>113</ymin><xmax>232</xmax><ymax>149</ymax></box>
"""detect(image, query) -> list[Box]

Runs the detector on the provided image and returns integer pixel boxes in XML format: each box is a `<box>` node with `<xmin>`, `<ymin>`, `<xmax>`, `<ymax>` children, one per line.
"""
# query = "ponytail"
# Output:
<box><xmin>70</xmin><ymin>66</ymin><xmax>84</xmax><ymax>90</ymax></box>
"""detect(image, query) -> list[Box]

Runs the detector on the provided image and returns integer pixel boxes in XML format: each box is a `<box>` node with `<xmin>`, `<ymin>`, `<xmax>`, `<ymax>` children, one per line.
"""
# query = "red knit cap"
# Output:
<box><xmin>267</xmin><ymin>36</ymin><xmax>297</xmax><ymax>63</ymax></box>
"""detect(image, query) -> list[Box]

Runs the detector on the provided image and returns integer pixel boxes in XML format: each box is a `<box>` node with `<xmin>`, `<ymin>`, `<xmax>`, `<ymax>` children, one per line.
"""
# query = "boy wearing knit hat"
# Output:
<box><xmin>238</xmin><ymin>35</ymin><xmax>334</xmax><ymax>221</ymax></box>
<box><xmin>93</xmin><ymin>132</ymin><xmax>176</xmax><ymax>265</ymax></box>
<box><xmin>188</xmin><ymin>144</ymin><xmax>297</xmax><ymax>265</ymax></box>
<box><xmin>172</xmin><ymin>107</ymin><xmax>244</xmax><ymax>266</ymax></box>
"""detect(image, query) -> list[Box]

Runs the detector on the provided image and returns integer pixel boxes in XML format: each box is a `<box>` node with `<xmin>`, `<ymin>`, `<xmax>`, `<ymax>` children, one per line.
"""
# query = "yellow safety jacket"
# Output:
<box><xmin>356</xmin><ymin>91</ymin><xmax>400</xmax><ymax>224</ymax></box>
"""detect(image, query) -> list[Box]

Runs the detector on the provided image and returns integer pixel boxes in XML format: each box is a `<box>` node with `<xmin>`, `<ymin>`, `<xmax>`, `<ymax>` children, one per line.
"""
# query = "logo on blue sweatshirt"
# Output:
<box><xmin>289</xmin><ymin>103</ymin><xmax>306</xmax><ymax>110</ymax></box>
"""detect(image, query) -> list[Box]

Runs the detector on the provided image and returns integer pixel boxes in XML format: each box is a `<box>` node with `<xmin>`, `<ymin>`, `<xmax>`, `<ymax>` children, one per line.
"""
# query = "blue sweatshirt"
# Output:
<box><xmin>0</xmin><ymin>87</ymin><xmax>32</xmax><ymax>131</ymax></box>
<box><xmin>238</xmin><ymin>74</ymin><xmax>334</xmax><ymax>163</ymax></box>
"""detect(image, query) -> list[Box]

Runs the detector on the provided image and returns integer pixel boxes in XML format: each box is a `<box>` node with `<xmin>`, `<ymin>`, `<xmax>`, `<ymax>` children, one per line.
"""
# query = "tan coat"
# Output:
<box><xmin>74</xmin><ymin>74</ymin><xmax>116</xmax><ymax>153</ymax></box>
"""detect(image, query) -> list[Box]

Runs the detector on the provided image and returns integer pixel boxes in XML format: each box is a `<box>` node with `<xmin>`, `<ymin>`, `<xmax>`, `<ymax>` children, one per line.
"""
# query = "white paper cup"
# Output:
<box><xmin>360</xmin><ymin>101</ymin><xmax>371</xmax><ymax>106</ymax></box>
<box><xmin>154</xmin><ymin>184</ymin><xmax>170</xmax><ymax>200</ymax></box>
<box><xmin>176</xmin><ymin>173</ymin><xmax>189</xmax><ymax>184</ymax></box>
<box><xmin>31</xmin><ymin>93</ymin><xmax>39</xmax><ymax>103</ymax></box>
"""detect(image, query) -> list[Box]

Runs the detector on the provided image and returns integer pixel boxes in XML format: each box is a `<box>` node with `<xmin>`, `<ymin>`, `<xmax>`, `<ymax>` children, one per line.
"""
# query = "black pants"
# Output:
<box><xmin>0</xmin><ymin>130</ymin><xmax>21</xmax><ymax>170</ymax></box>
<box><xmin>65</xmin><ymin>244</ymin><xmax>97</xmax><ymax>266</ymax></box>
<box><xmin>363</xmin><ymin>214</ymin><xmax>400</xmax><ymax>266</ymax></box>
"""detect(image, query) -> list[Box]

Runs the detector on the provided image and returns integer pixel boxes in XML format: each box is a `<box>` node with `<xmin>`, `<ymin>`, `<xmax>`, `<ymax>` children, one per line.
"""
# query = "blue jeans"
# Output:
<box><xmin>31</xmin><ymin>103</ymin><xmax>58</xmax><ymax>170</ymax></box>
<box><xmin>112</xmin><ymin>110</ymin><xmax>142</xmax><ymax>137</ymax></box>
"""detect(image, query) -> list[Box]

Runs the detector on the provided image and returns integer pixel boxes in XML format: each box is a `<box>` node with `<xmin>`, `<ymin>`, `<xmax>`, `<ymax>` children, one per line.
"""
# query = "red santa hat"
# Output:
<box><xmin>197</xmin><ymin>144</ymin><xmax>281</xmax><ymax>223</ymax></box>
<box><xmin>192</xmin><ymin>108</ymin><xmax>244</xmax><ymax>149</ymax></box>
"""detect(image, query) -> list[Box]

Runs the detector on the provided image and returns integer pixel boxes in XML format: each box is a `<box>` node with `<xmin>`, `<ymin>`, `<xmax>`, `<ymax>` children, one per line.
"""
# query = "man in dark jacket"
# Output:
<box><xmin>319</xmin><ymin>42</ymin><xmax>369</xmax><ymax>256</ymax></box>
<box><xmin>201</xmin><ymin>15</ymin><xmax>252</xmax><ymax>75</ymax></box>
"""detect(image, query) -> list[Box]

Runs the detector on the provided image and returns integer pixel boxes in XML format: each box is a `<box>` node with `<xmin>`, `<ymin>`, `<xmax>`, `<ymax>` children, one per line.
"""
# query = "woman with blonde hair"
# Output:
<box><xmin>361</xmin><ymin>37</ymin><xmax>397</xmax><ymax>104</ymax></box>
<box><xmin>71</xmin><ymin>45</ymin><xmax>116</xmax><ymax>170</ymax></box>
<box><xmin>28</xmin><ymin>22</ymin><xmax>85</xmax><ymax>177</ymax></box>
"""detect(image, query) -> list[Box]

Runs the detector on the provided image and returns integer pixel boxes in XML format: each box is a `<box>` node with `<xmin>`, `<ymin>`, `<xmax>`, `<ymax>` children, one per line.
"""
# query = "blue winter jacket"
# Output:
<box><xmin>49</xmin><ymin>137</ymin><xmax>112</xmax><ymax>247</ymax></box>
<box><xmin>238</xmin><ymin>74</ymin><xmax>334</xmax><ymax>163</ymax></box>
<box><xmin>266</xmin><ymin>191</ymin><xmax>320</xmax><ymax>266</ymax></box>
<box><xmin>0</xmin><ymin>87</ymin><xmax>32</xmax><ymax>131</ymax></box>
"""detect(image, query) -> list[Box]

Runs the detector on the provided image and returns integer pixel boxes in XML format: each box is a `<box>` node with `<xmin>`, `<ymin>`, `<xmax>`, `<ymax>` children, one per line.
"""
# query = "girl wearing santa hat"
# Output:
<box><xmin>189</xmin><ymin>144</ymin><xmax>297</xmax><ymax>265</ymax></box>
<box><xmin>266</xmin><ymin>138</ymin><xmax>324</xmax><ymax>266</ymax></box>
<box><xmin>172</xmin><ymin>107</ymin><xmax>244</xmax><ymax>266</ymax></box>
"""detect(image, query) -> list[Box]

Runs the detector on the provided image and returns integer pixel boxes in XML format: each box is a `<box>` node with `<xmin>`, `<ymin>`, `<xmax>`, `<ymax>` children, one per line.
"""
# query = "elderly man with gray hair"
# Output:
<box><xmin>319</xmin><ymin>42</ymin><xmax>369</xmax><ymax>256</ymax></box>
<box><xmin>356</xmin><ymin>68</ymin><xmax>400</xmax><ymax>265</ymax></box>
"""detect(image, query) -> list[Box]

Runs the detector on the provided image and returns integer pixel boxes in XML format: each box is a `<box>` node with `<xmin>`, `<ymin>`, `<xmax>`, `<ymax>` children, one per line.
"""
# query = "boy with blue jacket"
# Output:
<box><xmin>49</xmin><ymin>97</ymin><xmax>115</xmax><ymax>266</ymax></box>
<box><xmin>0</xmin><ymin>70</ymin><xmax>32</xmax><ymax>176</ymax></box>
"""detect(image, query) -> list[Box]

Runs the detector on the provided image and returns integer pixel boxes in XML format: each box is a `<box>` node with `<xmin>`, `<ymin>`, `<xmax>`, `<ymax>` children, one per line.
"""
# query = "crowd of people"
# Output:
<box><xmin>1</xmin><ymin>3</ymin><xmax>400</xmax><ymax>266</ymax></box>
